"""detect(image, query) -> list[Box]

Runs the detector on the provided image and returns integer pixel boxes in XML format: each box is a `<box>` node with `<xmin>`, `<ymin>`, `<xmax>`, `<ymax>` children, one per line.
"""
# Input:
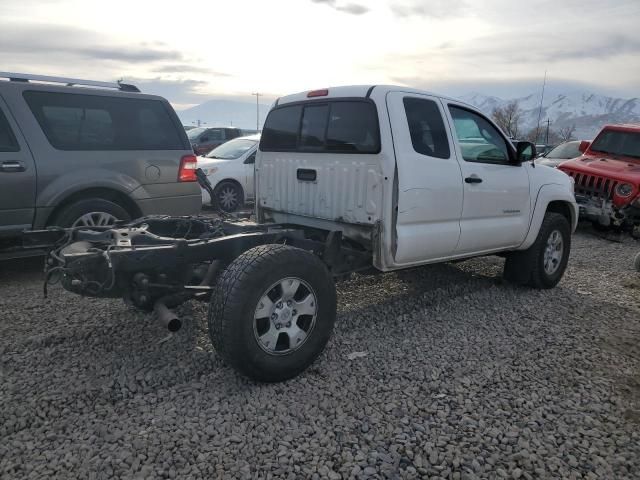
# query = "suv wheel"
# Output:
<box><xmin>213</xmin><ymin>181</ymin><xmax>243</xmax><ymax>213</ymax></box>
<box><xmin>208</xmin><ymin>244</ymin><xmax>337</xmax><ymax>382</ymax></box>
<box><xmin>504</xmin><ymin>212</ymin><xmax>571</xmax><ymax>289</ymax></box>
<box><xmin>53</xmin><ymin>198</ymin><xmax>131</xmax><ymax>228</ymax></box>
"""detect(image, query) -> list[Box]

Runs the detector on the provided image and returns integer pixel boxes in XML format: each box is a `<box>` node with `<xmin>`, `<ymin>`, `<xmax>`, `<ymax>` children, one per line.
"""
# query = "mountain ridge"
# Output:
<box><xmin>175</xmin><ymin>92</ymin><xmax>640</xmax><ymax>140</ymax></box>
<box><xmin>459</xmin><ymin>91</ymin><xmax>640</xmax><ymax>139</ymax></box>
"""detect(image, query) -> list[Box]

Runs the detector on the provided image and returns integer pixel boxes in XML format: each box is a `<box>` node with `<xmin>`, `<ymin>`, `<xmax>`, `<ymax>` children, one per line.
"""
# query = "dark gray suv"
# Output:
<box><xmin>0</xmin><ymin>72</ymin><xmax>201</xmax><ymax>255</ymax></box>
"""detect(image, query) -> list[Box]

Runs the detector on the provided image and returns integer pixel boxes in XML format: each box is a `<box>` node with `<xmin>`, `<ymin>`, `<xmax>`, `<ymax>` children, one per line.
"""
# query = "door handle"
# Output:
<box><xmin>1</xmin><ymin>161</ymin><xmax>26</xmax><ymax>172</ymax></box>
<box><xmin>464</xmin><ymin>175</ymin><xmax>482</xmax><ymax>184</ymax></box>
<box><xmin>296</xmin><ymin>168</ymin><xmax>317</xmax><ymax>182</ymax></box>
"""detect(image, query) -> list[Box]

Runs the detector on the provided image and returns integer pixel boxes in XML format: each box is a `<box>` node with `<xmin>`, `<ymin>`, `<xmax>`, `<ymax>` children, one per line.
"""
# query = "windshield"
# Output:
<box><xmin>187</xmin><ymin>127</ymin><xmax>207</xmax><ymax>140</ymax></box>
<box><xmin>545</xmin><ymin>141</ymin><xmax>581</xmax><ymax>159</ymax></box>
<box><xmin>206</xmin><ymin>138</ymin><xmax>257</xmax><ymax>159</ymax></box>
<box><xmin>590</xmin><ymin>130</ymin><xmax>640</xmax><ymax>159</ymax></box>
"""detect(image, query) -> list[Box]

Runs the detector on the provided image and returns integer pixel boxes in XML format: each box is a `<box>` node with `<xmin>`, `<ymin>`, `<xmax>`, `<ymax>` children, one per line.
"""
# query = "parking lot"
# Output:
<box><xmin>1</xmin><ymin>225</ymin><xmax>639</xmax><ymax>479</ymax></box>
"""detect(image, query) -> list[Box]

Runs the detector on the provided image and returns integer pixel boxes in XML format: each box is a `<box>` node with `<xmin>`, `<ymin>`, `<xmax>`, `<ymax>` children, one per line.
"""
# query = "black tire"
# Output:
<box><xmin>53</xmin><ymin>198</ymin><xmax>131</xmax><ymax>228</ymax></box>
<box><xmin>208</xmin><ymin>244</ymin><xmax>337</xmax><ymax>382</ymax></box>
<box><xmin>504</xmin><ymin>212</ymin><xmax>571</xmax><ymax>289</ymax></box>
<box><xmin>213</xmin><ymin>181</ymin><xmax>243</xmax><ymax>213</ymax></box>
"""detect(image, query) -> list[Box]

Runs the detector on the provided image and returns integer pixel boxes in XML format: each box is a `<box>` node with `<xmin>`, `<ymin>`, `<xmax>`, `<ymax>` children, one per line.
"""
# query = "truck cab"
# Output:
<box><xmin>557</xmin><ymin>124</ymin><xmax>640</xmax><ymax>232</ymax></box>
<box><xmin>256</xmin><ymin>85</ymin><xmax>577</xmax><ymax>272</ymax></box>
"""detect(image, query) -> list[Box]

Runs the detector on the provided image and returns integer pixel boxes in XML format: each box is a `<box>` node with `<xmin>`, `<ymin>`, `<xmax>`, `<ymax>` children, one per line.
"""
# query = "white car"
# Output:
<box><xmin>535</xmin><ymin>140</ymin><xmax>582</xmax><ymax>168</ymax></box>
<box><xmin>198</xmin><ymin>134</ymin><xmax>259</xmax><ymax>212</ymax></box>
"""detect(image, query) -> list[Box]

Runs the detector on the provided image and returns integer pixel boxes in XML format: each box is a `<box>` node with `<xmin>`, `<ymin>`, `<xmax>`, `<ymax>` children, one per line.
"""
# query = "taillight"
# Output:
<box><xmin>307</xmin><ymin>89</ymin><xmax>328</xmax><ymax>97</ymax></box>
<box><xmin>178</xmin><ymin>154</ymin><xmax>197</xmax><ymax>182</ymax></box>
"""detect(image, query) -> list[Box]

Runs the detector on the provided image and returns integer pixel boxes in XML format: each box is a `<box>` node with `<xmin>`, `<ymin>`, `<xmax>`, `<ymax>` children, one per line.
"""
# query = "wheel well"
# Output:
<box><xmin>47</xmin><ymin>188</ymin><xmax>142</xmax><ymax>226</ymax></box>
<box><xmin>547</xmin><ymin>200</ymin><xmax>573</xmax><ymax>224</ymax></box>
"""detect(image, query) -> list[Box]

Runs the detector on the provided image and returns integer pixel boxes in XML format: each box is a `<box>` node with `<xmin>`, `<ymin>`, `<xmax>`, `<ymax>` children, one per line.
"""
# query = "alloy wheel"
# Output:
<box><xmin>253</xmin><ymin>277</ymin><xmax>318</xmax><ymax>355</ymax></box>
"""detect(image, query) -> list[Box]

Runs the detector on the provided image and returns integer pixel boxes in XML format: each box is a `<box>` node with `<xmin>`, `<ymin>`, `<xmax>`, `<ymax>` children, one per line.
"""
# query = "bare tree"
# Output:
<box><xmin>524</xmin><ymin>127</ymin><xmax>561</xmax><ymax>145</ymax></box>
<box><xmin>491</xmin><ymin>101</ymin><xmax>522</xmax><ymax>139</ymax></box>
<box><xmin>557</xmin><ymin>124</ymin><xmax>576</xmax><ymax>142</ymax></box>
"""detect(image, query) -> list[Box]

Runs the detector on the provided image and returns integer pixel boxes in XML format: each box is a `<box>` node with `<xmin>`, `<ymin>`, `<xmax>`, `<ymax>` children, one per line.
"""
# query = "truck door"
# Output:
<box><xmin>443</xmin><ymin>102</ymin><xmax>531</xmax><ymax>254</ymax></box>
<box><xmin>386</xmin><ymin>91</ymin><xmax>463</xmax><ymax>264</ymax></box>
<box><xmin>0</xmin><ymin>97</ymin><xmax>36</xmax><ymax>237</ymax></box>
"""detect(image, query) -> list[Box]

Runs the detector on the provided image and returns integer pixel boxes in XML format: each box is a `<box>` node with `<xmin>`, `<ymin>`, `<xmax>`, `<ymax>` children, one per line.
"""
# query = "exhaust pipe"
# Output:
<box><xmin>200</xmin><ymin>260</ymin><xmax>221</xmax><ymax>287</ymax></box>
<box><xmin>154</xmin><ymin>298</ymin><xmax>182</xmax><ymax>332</ymax></box>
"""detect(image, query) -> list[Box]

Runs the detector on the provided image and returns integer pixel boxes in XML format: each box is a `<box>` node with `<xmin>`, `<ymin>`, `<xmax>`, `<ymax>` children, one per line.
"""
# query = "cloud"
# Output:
<box><xmin>120</xmin><ymin>77</ymin><xmax>210</xmax><ymax>104</ymax></box>
<box><xmin>121</xmin><ymin>77</ymin><xmax>279</xmax><ymax>106</ymax></box>
<box><xmin>456</xmin><ymin>31</ymin><xmax>640</xmax><ymax>64</ymax></box>
<box><xmin>390</xmin><ymin>0</ymin><xmax>466</xmax><ymax>19</ymax></box>
<box><xmin>0</xmin><ymin>23</ymin><xmax>187</xmax><ymax>64</ymax></box>
<box><xmin>75</xmin><ymin>46</ymin><xmax>183</xmax><ymax>63</ymax></box>
<box><xmin>375</xmin><ymin>28</ymin><xmax>640</xmax><ymax>79</ymax></box>
<box><xmin>310</xmin><ymin>0</ymin><xmax>369</xmax><ymax>15</ymax></box>
<box><xmin>153</xmin><ymin>65</ymin><xmax>232</xmax><ymax>76</ymax></box>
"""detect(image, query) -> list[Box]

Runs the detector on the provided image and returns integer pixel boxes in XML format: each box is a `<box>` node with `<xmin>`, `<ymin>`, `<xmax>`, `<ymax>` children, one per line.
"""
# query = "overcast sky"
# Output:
<box><xmin>1</xmin><ymin>0</ymin><xmax>638</xmax><ymax>109</ymax></box>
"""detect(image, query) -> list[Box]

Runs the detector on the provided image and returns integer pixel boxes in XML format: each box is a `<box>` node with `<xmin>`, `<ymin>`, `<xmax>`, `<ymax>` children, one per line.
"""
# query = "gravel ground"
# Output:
<box><xmin>1</xmin><ymin>225</ymin><xmax>639</xmax><ymax>479</ymax></box>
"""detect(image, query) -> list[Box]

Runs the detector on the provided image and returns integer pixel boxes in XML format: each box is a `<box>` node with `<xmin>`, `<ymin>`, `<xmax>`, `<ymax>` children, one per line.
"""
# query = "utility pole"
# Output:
<box><xmin>534</xmin><ymin>70</ymin><xmax>547</xmax><ymax>144</ymax></box>
<box><xmin>251</xmin><ymin>92</ymin><xmax>261</xmax><ymax>132</ymax></box>
<box><xmin>545</xmin><ymin>119</ymin><xmax>550</xmax><ymax>145</ymax></box>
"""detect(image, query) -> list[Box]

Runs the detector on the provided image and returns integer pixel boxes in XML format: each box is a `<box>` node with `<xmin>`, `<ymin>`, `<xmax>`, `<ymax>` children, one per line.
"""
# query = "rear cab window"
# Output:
<box><xmin>261</xmin><ymin>100</ymin><xmax>380</xmax><ymax>153</ymax></box>
<box><xmin>403</xmin><ymin>97</ymin><xmax>450</xmax><ymax>159</ymax></box>
<box><xmin>23</xmin><ymin>91</ymin><xmax>187</xmax><ymax>151</ymax></box>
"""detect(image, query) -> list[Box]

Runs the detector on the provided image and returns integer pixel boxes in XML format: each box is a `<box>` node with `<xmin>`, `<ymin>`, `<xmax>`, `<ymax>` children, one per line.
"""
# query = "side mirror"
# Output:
<box><xmin>578</xmin><ymin>140</ymin><xmax>590</xmax><ymax>153</ymax></box>
<box><xmin>516</xmin><ymin>141</ymin><xmax>536</xmax><ymax>163</ymax></box>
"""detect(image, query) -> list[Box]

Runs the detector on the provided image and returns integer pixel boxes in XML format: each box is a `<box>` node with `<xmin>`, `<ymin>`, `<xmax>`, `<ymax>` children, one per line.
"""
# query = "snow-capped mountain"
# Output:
<box><xmin>459</xmin><ymin>91</ymin><xmax>640</xmax><ymax>140</ymax></box>
<box><xmin>174</xmin><ymin>91</ymin><xmax>639</xmax><ymax>140</ymax></box>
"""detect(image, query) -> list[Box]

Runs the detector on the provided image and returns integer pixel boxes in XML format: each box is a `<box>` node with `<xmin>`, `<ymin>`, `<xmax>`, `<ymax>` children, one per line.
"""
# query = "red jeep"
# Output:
<box><xmin>558</xmin><ymin>124</ymin><xmax>640</xmax><ymax>233</ymax></box>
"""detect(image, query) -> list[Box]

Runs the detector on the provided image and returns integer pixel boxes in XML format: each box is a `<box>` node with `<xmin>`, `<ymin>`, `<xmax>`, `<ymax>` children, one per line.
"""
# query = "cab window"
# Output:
<box><xmin>449</xmin><ymin>106</ymin><xmax>511</xmax><ymax>164</ymax></box>
<box><xmin>404</xmin><ymin>97</ymin><xmax>450</xmax><ymax>159</ymax></box>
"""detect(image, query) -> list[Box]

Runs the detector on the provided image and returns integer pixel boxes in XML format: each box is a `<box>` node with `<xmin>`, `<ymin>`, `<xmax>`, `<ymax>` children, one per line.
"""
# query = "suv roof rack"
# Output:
<box><xmin>0</xmin><ymin>72</ymin><xmax>140</xmax><ymax>92</ymax></box>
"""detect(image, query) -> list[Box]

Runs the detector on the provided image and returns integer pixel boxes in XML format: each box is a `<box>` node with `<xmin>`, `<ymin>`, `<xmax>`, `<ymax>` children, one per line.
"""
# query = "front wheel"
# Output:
<box><xmin>504</xmin><ymin>212</ymin><xmax>571</xmax><ymax>289</ymax></box>
<box><xmin>208</xmin><ymin>244</ymin><xmax>337</xmax><ymax>382</ymax></box>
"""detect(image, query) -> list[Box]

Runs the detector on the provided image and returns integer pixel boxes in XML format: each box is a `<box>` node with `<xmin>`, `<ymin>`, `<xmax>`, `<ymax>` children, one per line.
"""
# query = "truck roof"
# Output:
<box><xmin>274</xmin><ymin>85</ymin><xmax>473</xmax><ymax>110</ymax></box>
<box><xmin>600</xmin><ymin>123</ymin><xmax>640</xmax><ymax>133</ymax></box>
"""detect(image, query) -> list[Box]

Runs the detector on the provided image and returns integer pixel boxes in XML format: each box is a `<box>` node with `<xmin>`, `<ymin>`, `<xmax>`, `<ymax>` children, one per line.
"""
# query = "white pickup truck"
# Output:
<box><xmin>34</xmin><ymin>85</ymin><xmax>578</xmax><ymax>382</ymax></box>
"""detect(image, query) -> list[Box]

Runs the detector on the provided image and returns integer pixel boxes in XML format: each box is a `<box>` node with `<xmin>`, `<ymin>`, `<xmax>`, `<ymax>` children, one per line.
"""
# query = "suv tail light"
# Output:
<box><xmin>178</xmin><ymin>154</ymin><xmax>198</xmax><ymax>182</ymax></box>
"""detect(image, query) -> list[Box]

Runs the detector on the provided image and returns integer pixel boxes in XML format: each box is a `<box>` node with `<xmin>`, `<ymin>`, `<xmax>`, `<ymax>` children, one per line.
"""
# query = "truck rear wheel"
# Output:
<box><xmin>208</xmin><ymin>244</ymin><xmax>337</xmax><ymax>382</ymax></box>
<box><xmin>504</xmin><ymin>212</ymin><xmax>571</xmax><ymax>289</ymax></box>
